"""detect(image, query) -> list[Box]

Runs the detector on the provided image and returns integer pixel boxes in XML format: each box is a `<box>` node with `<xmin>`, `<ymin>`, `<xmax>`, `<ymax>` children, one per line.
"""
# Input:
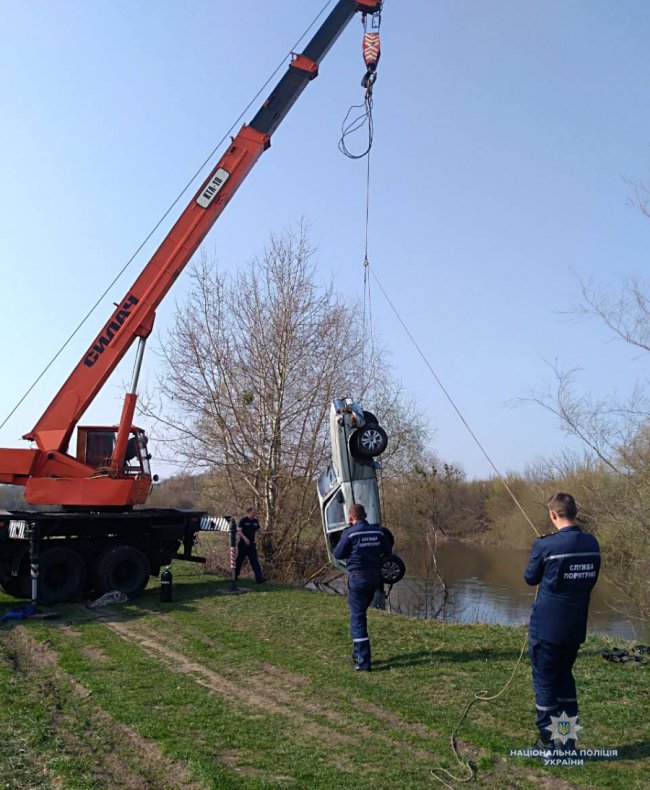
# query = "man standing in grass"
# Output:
<box><xmin>235</xmin><ymin>507</ymin><xmax>267</xmax><ymax>584</ymax></box>
<box><xmin>524</xmin><ymin>492</ymin><xmax>601</xmax><ymax>751</ymax></box>
<box><xmin>333</xmin><ymin>503</ymin><xmax>392</xmax><ymax>672</ymax></box>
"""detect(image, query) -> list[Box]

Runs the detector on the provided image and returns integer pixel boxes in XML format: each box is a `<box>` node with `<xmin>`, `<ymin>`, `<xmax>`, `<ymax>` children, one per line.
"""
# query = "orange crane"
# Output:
<box><xmin>0</xmin><ymin>0</ymin><xmax>383</xmax><ymax>604</ymax></box>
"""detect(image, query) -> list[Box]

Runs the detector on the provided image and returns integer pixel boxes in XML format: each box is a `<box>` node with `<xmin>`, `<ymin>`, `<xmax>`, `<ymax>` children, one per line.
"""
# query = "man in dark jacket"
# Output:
<box><xmin>524</xmin><ymin>492</ymin><xmax>600</xmax><ymax>750</ymax></box>
<box><xmin>235</xmin><ymin>507</ymin><xmax>266</xmax><ymax>584</ymax></box>
<box><xmin>333</xmin><ymin>503</ymin><xmax>393</xmax><ymax>672</ymax></box>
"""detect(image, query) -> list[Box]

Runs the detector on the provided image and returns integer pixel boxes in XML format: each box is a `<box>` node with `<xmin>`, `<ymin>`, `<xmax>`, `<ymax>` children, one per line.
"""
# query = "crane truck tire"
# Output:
<box><xmin>95</xmin><ymin>545</ymin><xmax>150</xmax><ymax>598</ymax></box>
<box><xmin>33</xmin><ymin>546</ymin><xmax>87</xmax><ymax>605</ymax></box>
<box><xmin>0</xmin><ymin>573</ymin><xmax>25</xmax><ymax>599</ymax></box>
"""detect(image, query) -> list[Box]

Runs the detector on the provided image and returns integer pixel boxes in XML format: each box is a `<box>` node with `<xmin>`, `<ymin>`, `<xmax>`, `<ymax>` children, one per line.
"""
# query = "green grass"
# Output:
<box><xmin>0</xmin><ymin>573</ymin><xmax>648</xmax><ymax>789</ymax></box>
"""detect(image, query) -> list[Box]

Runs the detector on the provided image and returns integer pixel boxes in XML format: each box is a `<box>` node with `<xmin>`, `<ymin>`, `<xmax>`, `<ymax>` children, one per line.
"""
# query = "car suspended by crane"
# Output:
<box><xmin>0</xmin><ymin>0</ymin><xmax>384</xmax><ymax>605</ymax></box>
<box><xmin>317</xmin><ymin>398</ymin><xmax>406</xmax><ymax>589</ymax></box>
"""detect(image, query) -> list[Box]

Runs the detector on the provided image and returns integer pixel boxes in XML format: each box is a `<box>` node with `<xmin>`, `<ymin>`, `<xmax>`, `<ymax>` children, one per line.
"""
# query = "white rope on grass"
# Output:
<box><xmin>87</xmin><ymin>590</ymin><xmax>129</xmax><ymax>609</ymax></box>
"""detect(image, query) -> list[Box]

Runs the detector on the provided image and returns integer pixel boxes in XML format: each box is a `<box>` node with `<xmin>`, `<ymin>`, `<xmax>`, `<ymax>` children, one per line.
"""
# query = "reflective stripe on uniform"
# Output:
<box><xmin>543</xmin><ymin>552</ymin><xmax>600</xmax><ymax>562</ymax></box>
<box><xmin>353</xmin><ymin>637</ymin><xmax>369</xmax><ymax>642</ymax></box>
<box><xmin>347</xmin><ymin>530</ymin><xmax>385</xmax><ymax>538</ymax></box>
<box><xmin>557</xmin><ymin>697</ymin><xmax>577</xmax><ymax>702</ymax></box>
<box><xmin>536</xmin><ymin>704</ymin><xmax>559</xmax><ymax>711</ymax></box>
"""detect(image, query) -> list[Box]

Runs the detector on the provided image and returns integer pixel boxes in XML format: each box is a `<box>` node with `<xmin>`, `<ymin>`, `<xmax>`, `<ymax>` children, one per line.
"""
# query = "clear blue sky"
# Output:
<box><xmin>1</xmin><ymin>0</ymin><xmax>650</xmax><ymax>480</ymax></box>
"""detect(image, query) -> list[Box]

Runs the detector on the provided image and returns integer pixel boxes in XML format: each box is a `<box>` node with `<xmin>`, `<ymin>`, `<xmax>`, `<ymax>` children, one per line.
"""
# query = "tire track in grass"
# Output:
<box><xmin>126</xmin><ymin>605</ymin><xmax>444</xmax><ymax>747</ymax></box>
<box><xmin>105</xmin><ymin>619</ymin><xmax>359</xmax><ymax>748</ymax></box>
<box><xmin>107</xmin><ymin>618</ymin><xmax>589</xmax><ymax>789</ymax></box>
<box><xmin>1</xmin><ymin>627</ymin><xmax>206</xmax><ymax>790</ymax></box>
<box><xmin>82</xmin><ymin>607</ymin><xmax>590</xmax><ymax>789</ymax></box>
<box><xmin>105</xmin><ymin>617</ymin><xmax>446</xmax><ymax>769</ymax></box>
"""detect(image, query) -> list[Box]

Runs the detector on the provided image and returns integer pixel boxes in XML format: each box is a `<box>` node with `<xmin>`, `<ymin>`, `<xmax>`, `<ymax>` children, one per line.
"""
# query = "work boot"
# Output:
<box><xmin>532</xmin><ymin>732</ymin><xmax>555</xmax><ymax>755</ymax></box>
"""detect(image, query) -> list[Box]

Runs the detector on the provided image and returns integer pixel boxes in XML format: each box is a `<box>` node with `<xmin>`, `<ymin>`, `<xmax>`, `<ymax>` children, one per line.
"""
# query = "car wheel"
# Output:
<box><xmin>362</xmin><ymin>410</ymin><xmax>378</xmax><ymax>425</ymax></box>
<box><xmin>33</xmin><ymin>547</ymin><xmax>87</xmax><ymax>605</ymax></box>
<box><xmin>381</xmin><ymin>553</ymin><xmax>406</xmax><ymax>584</ymax></box>
<box><xmin>96</xmin><ymin>545</ymin><xmax>150</xmax><ymax>598</ymax></box>
<box><xmin>350</xmin><ymin>424</ymin><xmax>388</xmax><ymax>458</ymax></box>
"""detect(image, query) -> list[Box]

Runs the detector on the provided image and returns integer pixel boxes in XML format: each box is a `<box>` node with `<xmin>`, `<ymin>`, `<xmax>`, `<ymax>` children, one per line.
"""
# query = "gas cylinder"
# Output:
<box><xmin>160</xmin><ymin>566</ymin><xmax>173</xmax><ymax>603</ymax></box>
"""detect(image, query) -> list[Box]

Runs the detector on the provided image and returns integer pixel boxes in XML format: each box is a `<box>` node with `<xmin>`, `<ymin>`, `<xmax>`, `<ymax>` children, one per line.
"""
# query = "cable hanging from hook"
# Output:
<box><xmin>338</xmin><ymin>7</ymin><xmax>382</xmax><ymax>160</ymax></box>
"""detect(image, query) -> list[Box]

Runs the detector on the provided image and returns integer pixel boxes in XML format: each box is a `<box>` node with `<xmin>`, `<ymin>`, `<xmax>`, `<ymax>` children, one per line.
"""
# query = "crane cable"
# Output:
<box><xmin>340</xmin><ymin>0</ymin><xmax>540</xmax><ymax>537</ymax></box>
<box><xmin>339</xmin><ymin>7</ymin><xmax>381</xmax><ymax>399</ymax></box>
<box><xmin>344</xmin><ymin>11</ymin><xmax>543</xmax><ymax>778</ymax></box>
<box><xmin>361</xmin><ymin>153</ymin><xmax>376</xmax><ymax>402</ymax></box>
<box><xmin>0</xmin><ymin>0</ymin><xmax>338</xmax><ymax>434</ymax></box>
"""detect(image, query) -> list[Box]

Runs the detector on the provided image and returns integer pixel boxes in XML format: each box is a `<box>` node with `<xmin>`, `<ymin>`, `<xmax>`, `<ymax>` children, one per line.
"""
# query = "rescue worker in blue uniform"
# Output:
<box><xmin>524</xmin><ymin>492</ymin><xmax>600</xmax><ymax>750</ymax></box>
<box><xmin>333</xmin><ymin>503</ymin><xmax>393</xmax><ymax>672</ymax></box>
<box><xmin>235</xmin><ymin>507</ymin><xmax>267</xmax><ymax>584</ymax></box>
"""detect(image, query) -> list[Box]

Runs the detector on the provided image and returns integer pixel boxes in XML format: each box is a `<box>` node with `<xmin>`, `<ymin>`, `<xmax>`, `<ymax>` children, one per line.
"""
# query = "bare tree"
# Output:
<box><xmin>520</xmin><ymin>360</ymin><xmax>649</xmax><ymax>475</ymax></box>
<box><xmin>145</xmin><ymin>224</ymin><xmax>433</xmax><ymax>578</ymax></box>
<box><xmin>144</xmin><ymin>224</ymin><xmax>371</xmax><ymax>575</ymax></box>
<box><xmin>519</xmin><ymin>274</ymin><xmax>650</xmax><ymax>618</ymax></box>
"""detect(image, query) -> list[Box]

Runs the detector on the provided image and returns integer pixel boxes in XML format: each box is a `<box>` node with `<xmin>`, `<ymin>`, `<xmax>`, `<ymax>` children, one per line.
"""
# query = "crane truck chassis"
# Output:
<box><xmin>0</xmin><ymin>1</ymin><xmax>383</xmax><ymax>605</ymax></box>
<box><xmin>0</xmin><ymin>509</ymin><xmax>209</xmax><ymax>605</ymax></box>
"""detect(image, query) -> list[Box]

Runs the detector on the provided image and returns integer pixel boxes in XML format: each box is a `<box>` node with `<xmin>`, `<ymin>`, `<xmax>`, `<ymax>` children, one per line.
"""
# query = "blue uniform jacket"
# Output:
<box><xmin>524</xmin><ymin>525</ymin><xmax>600</xmax><ymax>645</ymax></box>
<box><xmin>333</xmin><ymin>520</ymin><xmax>392</xmax><ymax>574</ymax></box>
<box><xmin>238</xmin><ymin>517</ymin><xmax>260</xmax><ymax>544</ymax></box>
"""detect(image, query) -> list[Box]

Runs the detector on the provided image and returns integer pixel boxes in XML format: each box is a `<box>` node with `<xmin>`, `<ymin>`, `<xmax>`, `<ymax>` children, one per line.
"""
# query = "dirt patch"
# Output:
<box><xmin>518</xmin><ymin>767</ymin><xmax>594</xmax><ymax>789</ymax></box>
<box><xmin>256</xmin><ymin>660</ymin><xmax>310</xmax><ymax>687</ymax></box>
<box><xmin>58</xmin><ymin>622</ymin><xmax>82</xmax><ymax>637</ymax></box>
<box><xmin>219</xmin><ymin>750</ymin><xmax>295</xmax><ymax>784</ymax></box>
<box><xmin>2</xmin><ymin>627</ymin><xmax>206</xmax><ymax>790</ymax></box>
<box><xmin>80</xmin><ymin>645</ymin><xmax>108</xmax><ymax>663</ymax></box>
<box><xmin>335</xmin><ymin>692</ymin><xmax>440</xmax><ymax>741</ymax></box>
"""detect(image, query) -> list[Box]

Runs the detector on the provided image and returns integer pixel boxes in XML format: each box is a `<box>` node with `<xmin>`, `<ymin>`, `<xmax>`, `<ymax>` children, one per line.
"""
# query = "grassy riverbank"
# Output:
<box><xmin>0</xmin><ymin>573</ymin><xmax>647</xmax><ymax>789</ymax></box>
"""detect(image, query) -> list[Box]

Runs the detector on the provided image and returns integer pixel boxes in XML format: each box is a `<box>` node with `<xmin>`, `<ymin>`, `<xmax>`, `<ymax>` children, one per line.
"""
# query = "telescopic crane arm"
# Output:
<box><xmin>0</xmin><ymin>0</ymin><xmax>383</xmax><ymax>507</ymax></box>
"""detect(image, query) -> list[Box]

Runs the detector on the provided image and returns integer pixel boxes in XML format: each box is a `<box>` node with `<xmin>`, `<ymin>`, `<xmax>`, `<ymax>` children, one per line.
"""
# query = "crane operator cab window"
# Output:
<box><xmin>82</xmin><ymin>430</ymin><xmax>115</xmax><ymax>469</ymax></box>
<box><xmin>124</xmin><ymin>432</ymin><xmax>152</xmax><ymax>476</ymax></box>
<box><xmin>77</xmin><ymin>427</ymin><xmax>151</xmax><ymax>476</ymax></box>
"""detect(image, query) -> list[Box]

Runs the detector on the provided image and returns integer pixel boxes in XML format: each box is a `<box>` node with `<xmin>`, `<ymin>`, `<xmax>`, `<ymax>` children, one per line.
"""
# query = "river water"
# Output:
<box><xmin>385</xmin><ymin>540</ymin><xmax>649</xmax><ymax>642</ymax></box>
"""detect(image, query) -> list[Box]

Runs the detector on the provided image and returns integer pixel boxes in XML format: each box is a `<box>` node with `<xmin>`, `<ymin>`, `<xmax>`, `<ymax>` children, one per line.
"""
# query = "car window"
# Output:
<box><xmin>324</xmin><ymin>494</ymin><xmax>346</xmax><ymax>534</ymax></box>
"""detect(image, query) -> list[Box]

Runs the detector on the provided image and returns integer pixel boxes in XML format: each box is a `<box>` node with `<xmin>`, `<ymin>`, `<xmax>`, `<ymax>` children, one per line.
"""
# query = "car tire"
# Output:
<box><xmin>362</xmin><ymin>410</ymin><xmax>378</xmax><ymax>425</ymax></box>
<box><xmin>381</xmin><ymin>553</ymin><xmax>406</xmax><ymax>585</ymax></box>
<box><xmin>350</xmin><ymin>424</ymin><xmax>388</xmax><ymax>458</ymax></box>
<box><xmin>95</xmin><ymin>545</ymin><xmax>150</xmax><ymax>598</ymax></box>
<box><xmin>32</xmin><ymin>546</ymin><xmax>87</xmax><ymax>605</ymax></box>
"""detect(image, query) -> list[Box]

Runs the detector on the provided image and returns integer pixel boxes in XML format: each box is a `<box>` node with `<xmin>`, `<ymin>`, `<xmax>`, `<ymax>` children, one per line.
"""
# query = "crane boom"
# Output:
<box><xmin>0</xmin><ymin>0</ymin><xmax>383</xmax><ymax>507</ymax></box>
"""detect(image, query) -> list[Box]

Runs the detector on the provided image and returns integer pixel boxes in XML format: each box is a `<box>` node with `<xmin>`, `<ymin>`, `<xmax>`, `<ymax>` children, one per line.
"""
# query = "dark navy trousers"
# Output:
<box><xmin>347</xmin><ymin>572</ymin><xmax>381</xmax><ymax>669</ymax></box>
<box><xmin>235</xmin><ymin>542</ymin><xmax>264</xmax><ymax>583</ymax></box>
<box><xmin>529</xmin><ymin>638</ymin><xmax>579</xmax><ymax>734</ymax></box>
